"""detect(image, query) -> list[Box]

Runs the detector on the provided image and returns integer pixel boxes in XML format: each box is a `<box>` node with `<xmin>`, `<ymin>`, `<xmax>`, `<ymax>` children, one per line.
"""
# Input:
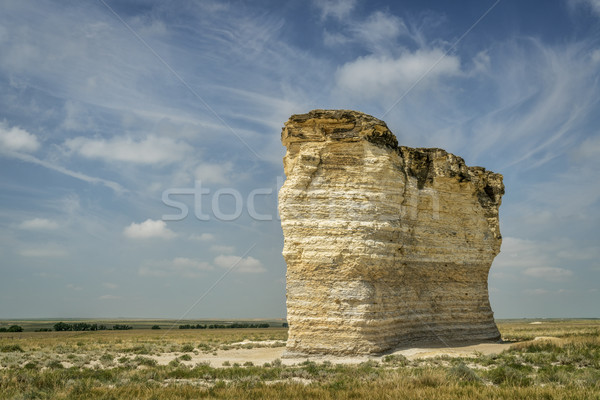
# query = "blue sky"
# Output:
<box><xmin>0</xmin><ymin>0</ymin><xmax>599</xmax><ymax>319</ymax></box>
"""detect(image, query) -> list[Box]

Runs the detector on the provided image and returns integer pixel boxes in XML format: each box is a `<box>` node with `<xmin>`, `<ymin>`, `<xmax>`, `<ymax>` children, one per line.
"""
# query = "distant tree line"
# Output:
<box><xmin>53</xmin><ymin>322</ymin><xmax>108</xmax><ymax>331</ymax></box>
<box><xmin>53</xmin><ymin>322</ymin><xmax>134</xmax><ymax>331</ymax></box>
<box><xmin>1</xmin><ymin>321</ymin><xmax>288</xmax><ymax>333</ymax></box>
<box><xmin>0</xmin><ymin>325</ymin><xmax>23</xmax><ymax>332</ymax></box>
<box><xmin>112</xmin><ymin>324</ymin><xmax>133</xmax><ymax>330</ymax></box>
<box><xmin>179</xmin><ymin>323</ymin><xmax>271</xmax><ymax>329</ymax></box>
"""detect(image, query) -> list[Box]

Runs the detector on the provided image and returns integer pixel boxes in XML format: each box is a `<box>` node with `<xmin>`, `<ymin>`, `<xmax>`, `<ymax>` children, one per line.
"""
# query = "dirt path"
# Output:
<box><xmin>147</xmin><ymin>341</ymin><xmax>516</xmax><ymax>368</ymax></box>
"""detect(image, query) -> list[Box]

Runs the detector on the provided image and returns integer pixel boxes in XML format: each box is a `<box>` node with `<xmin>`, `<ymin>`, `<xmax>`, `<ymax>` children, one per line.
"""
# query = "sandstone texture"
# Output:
<box><xmin>279</xmin><ymin>110</ymin><xmax>504</xmax><ymax>356</ymax></box>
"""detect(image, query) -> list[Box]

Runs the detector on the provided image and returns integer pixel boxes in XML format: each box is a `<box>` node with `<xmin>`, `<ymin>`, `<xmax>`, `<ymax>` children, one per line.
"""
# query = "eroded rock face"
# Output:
<box><xmin>279</xmin><ymin>110</ymin><xmax>503</xmax><ymax>356</ymax></box>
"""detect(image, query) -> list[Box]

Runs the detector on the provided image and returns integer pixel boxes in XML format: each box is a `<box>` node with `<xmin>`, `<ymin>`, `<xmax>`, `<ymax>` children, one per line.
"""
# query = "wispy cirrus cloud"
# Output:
<box><xmin>523</xmin><ymin>267</ymin><xmax>574</xmax><ymax>281</ymax></box>
<box><xmin>313</xmin><ymin>0</ymin><xmax>357</xmax><ymax>21</ymax></box>
<box><xmin>99</xmin><ymin>294</ymin><xmax>121</xmax><ymax>300</ymax></box>
<box><xmin>18</xmin><ymin>245</ymin><xmax>68</xmax><ymax>258</ymax></box>
<box><xmin>139</xmin><ymin>257</ymin><xmax>214</xmax><ymax>278</ymax></box>
<box><xmin>195</xmin><ymin>162</ymin><xmax>233</xmax><ymax>185</ymax></box>
<box><xmin>19</xmin><ymin>218</ymin><xmax>59</xmax><ymax>230</ymax></box>
<box><xmin>65</xmin><ymin>135</ymin><xmax>192</xmax><ymax>165</ymax></box>
<box><xmin>568</xmin><ymin>0</ymin><xmax>600</xmax><ymax>16</ymax></box>
<box><xmin>210</xmin><ymin>245</ymin><xmax>235</xmax><ymax>254</ymax></box>
<box><xmin>0</xmin><ymin>1</ymin><xmax>598</xmax><ymax>319</ymax></box>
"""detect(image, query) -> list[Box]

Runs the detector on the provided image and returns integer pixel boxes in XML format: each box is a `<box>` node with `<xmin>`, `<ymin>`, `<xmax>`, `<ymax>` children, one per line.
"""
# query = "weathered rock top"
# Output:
<box><xmin>283</xmin><ymin>109</ymin><xmax>398</xmax><ymax>148</ymax></box>
<box><xmin>283</xmin><ymin>109</ymin><xmax>504</xmax><ymax>240</ymax></box>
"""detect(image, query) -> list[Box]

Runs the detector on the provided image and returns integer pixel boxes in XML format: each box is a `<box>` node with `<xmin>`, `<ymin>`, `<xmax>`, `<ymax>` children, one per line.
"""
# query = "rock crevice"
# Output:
<box><xmin>279</xmin><ymin>110</ymin><xmax>504</xmax><ymax>356</ymax></box>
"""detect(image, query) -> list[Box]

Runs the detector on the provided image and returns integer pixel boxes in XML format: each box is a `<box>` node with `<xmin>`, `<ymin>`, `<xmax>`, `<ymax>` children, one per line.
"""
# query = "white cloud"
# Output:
<box><xmin>0</xmin><ymin>121</ymin><xmax>40</xmax><ymax>152</ymax></box>
<box><xmin>65</xmin><ymin>135</ymin><xmax>191</xmax><ymax>165</ymax></box>
<box><xmin>324</xmin><ymin>10</ymin><xmax>407</xmax><ymax>51</ymax></box>
<box><xmin>214</xmin><ymin>255</ymin><xmax>266</xmax><ymax>274</ymax></box>
<box><xmin>123</xmin><ymin>219</ymin><xmax>176</xmax><ymax>239</ymax></box>
<box><xmin>194</xmin><ymin>162</ymin><xmax>233</xmax><ymax>184</ymax></box>
<box><xmin>523</xmin><ymin>267</ymin><xmax>574</xmax><ymax>281</ymax></box>
<box><xmin>351</xmin><ymin>11</ymin><xmax>407</xmax><ymax>46</ymax></box>
<box><xmin>210</xmin><ymin>245</ymin><xmax>235</xmax><ymax>254</ymax></box>
<box><xmin>472</xmin><ymin>50</ymin><xmax>491</xmax><ymax>74</ymax></box>
<box><xmin>66</xmin><ymin>284</ymin><xmax>83</xmax><ymax>291</ymax></box>
<box><xmin>572</xmin><ymin>135</ymin><xmax>600</xmax><ymax>161</ymax></box>
<box><xmin>189</xmin><ymin>233</ymin><xmax>214</xmax><ymax>241</ymax></box>
<box><xmin>335</xmin><ymin>49</ymin><xmax>460</xmax><ymax>99</ymax></box>
<box><xmin>19</xmin><ymin>218</ymin><xmax>59</xmax><ymax>230</ymax></box>
<box><xmin>314</xmin><ymin>0</ymin><xmax>357</xmax><ymax>20</ymax></box>
<box><xmin>139</xmin><ymin>257</ymin><xmax>213</xmax><ymax>278</ymax></box>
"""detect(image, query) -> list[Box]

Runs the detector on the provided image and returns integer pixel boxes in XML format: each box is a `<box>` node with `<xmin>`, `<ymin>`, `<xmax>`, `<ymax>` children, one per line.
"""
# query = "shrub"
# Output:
<box><xmin>448</xmin><ymin>363</ymin><xmax>481</xmax><ymax>383</ymax></box>
<box><xmin>487</xmin><ymin>366</ymin><xmax>532</xmax><ymax>386</ymax></box>
<box><xmin>113</xmin><ymin>324</ymin><xmax>132</xmax><ymax>330</ymax></box>
<box><xmin>151</xmin><ymin>325</ymin><xmax>161</xmax><ymax>330</ymax></box>
<box><xmin>1</xmin><ymin>344</ymin><xmax>24</xmax><ymax>352</ymax></box>
<box><xmin>181</xmin><ymin>344</ymin><xmax>195</xmax><ymax>352</ymax></box>
<box><xmin>124</xmin><ymin>345</ymin><xmax>152</xmax><ymax>355</ymax></box>
<box><xmin>179</xmin><ymin>354</ymin><xmax>192</xmax><ymax>361</ymax></box>
<box><xmin>168</xmin><ymin>359</ymin><xmax>181</xmax><ymax>368</ymax></box>
<box><xmin>7</xmin><ymin>325</ymin><xmax>23</xmax><ymax>332</ymax></box>
<box><xmin>271</xmin><ymin>358</ymin><xmax>283</xmax><ymax>367</ymax></box>
<box><xmin>100</xmin><ymin>353</ymin><xmax>115</xmax><ymax>366</ymax></box>
<box><xmin>382</xmin><ymin>354</ymin><xmax>408</xmax><ymax>366</ymax></box>
<box><xmin>46</xmin><ymin>360</ymin><xmax>64</xmax><ymax>369</ymax></box>
<box><xmin>24</xmin><ymin>362</ymin><xmax>39</xmax><ymax>370</ymax></box>
<box><xmin>134</xmin><ymin>356</ymin><xmax>158</xmax><ymax>367</ymax></box>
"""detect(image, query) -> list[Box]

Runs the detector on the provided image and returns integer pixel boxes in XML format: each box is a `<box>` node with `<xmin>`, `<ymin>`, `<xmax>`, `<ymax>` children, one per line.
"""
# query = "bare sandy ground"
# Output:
<box><xmin>147</xmin><ymin>340</ymin><xmax>516</xmax><ymax>368</ymax></box>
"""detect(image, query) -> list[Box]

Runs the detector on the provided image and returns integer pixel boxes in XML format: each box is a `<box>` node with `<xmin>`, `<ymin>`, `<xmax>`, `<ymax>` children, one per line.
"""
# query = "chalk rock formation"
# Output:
<box><xmin>279</xmin><ymin>110</ymin><xmax>503</xmax><ymax>356</ymax></box>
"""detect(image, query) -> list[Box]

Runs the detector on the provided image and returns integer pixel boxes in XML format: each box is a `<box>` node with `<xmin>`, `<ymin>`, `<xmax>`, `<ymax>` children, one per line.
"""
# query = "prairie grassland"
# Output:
<box><xmin>0</xmin><ymin>320</ymin><xmax>599</xmax><ymax>399</ymax></box>
<box><xmin>0</xmin><ymin>327</ymin><xmax>287</xmax><ymax>352</ymax></box>
<box><xmin>498</xmin><ymin>319</ymin><xmax>600</xmax><ymax>341</ymax></box>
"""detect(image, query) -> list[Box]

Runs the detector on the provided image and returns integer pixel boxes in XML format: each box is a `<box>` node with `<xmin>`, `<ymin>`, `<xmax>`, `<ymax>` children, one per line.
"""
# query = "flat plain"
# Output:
<box><xmin>0</xmin><ymin>319</ymin><xmax>599</xmax><ymax>399</ymax></box>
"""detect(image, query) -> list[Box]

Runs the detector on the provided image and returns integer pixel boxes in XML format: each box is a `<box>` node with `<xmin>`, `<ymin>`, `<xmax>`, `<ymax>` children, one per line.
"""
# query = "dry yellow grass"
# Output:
<box><xmin>1</xmin><ymin>319</ymin><xmax>599</xmax><ymax>399</ymax></box>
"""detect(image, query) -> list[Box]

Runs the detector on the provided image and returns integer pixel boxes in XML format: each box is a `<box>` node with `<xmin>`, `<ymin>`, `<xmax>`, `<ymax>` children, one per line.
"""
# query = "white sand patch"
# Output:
<box><xmin>126</xmin><ymin>341</ymin><xmax>516</xmax><ymax>367</ymax></box>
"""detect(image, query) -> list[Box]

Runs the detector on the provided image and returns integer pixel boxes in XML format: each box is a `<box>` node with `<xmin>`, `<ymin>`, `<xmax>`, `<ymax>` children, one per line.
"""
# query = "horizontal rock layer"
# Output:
<box><xmin>279</xmin><ymin>110</ymin><xmax>503</xmax><ymax>356</ymax></box>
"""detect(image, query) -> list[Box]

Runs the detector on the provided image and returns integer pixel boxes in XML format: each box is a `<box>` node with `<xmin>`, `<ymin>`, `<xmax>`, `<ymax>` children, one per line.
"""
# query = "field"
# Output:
<box><xmin>1</xmin><ymin>319</ymin><xmax>599</xmax><ymax>399</ymax></box>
